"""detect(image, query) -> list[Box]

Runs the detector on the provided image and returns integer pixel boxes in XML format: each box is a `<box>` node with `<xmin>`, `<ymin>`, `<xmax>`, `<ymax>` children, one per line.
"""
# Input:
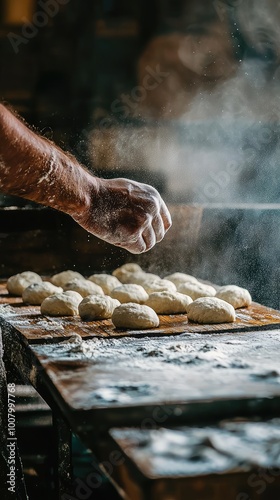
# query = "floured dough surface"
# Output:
<box><xmin>51</xmin><ymin>270</ymin><xmax>84</xmax><ymax>287</ymax></box>
<box><xmin>112</xmin><ymin>263</ymin><xmax>159</xmax><ymax>285</ymax></box>
<box><xmin>22</xmin><ymin>282</ymin><xmax>63</xmax><ymax>305</ymax></box>
<box><xmin>41</xmin><ymin>291</ymin><xmax>83</xmax><ymax>316</ymax></box>
<box><xmin>186</xmin><ymin>297</ymin><xmax>236</xmax><ymax>324</ymax></box>
<box><xmin>164</xmin><ymin>272</ymin><xmax>198</xmax><ymax>287</ymax></box>
<box><xmin>79</xmin><ymin>295</ymin><xmax>120</xmax><ymax>321</ymax></box>
<box><xmin>178</xmin><ymin>282</ymin><xmax>216</xmax><ymax>300</ymax></box>
<box><xmin>112</xmin><ymin>263</ymin><xmax>143</xmax><ymax>283</ymax></box>
<box><xmin>215</xmin><ymin>285</ymin><xmax>252</xmax><ymax>309</ymax></box>
<box><xmin>123</xmin><ymin>272</ymin><xmax>160</xmax><ymax>285</ymax></box>
<box><xmin>112</xmin><ymin>303</ymin><xmax>159</xmax><ymax>329</ymax></box>
<box><xmin>88</xmin><ymin>274</ymin><xmax>121</xmax><ymax>295</ymax></box>
<box><xmin>146</xmin><ymin>291</ymin><xmax>193</xmax><ymax>314</ymax></box>
<box><xmin>7</xmin><ymin>272</ymin><xmax>42</xmax><ymax>296</ymax></box>
<box><xmin>63</xmin><ymin>279</ymin><xmax>104</xmax><ymax>297</ymax></box>
<box><xmin>111</xmin><ymin>284</ymin><xmax>149</xmax><ymax>304</ymax></box>
<box><xmin>142</xmin><ymin>279</ymin><xmax>177</xmax><ymax>294</ymax></box>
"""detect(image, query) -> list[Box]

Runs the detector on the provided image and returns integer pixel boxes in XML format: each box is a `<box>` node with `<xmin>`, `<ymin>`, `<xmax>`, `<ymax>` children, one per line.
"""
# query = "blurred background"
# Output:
<box><xmin>2</xmin><ymin>6</ymin><xmax>280</xmax><ymax>498</ymax></box>
<box><xmin>1</xmin><ymin>0</ymin><xmax>280</xmax><ymax>204</ymax></box>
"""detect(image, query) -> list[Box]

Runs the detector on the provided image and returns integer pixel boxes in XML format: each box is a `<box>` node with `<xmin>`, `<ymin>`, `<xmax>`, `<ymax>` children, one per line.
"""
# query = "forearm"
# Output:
<box><xmin>0</xmin><ymin>104</ymin><xmax>171</xmax><ymax>253</ymax></box>
<box><xmin>0</xmin><ymin>104</ymin><xmax>97</xmax><ymax>217</ymax></box>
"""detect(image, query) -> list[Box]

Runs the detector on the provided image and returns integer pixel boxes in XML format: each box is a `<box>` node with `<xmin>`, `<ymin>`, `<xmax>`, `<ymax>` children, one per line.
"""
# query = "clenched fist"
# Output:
<box><xmin>0</xmin><ymin>104</ymin><xmax>171</xmax><ymax>253</ymax></box>
<box><xmin>73</xmin><ymin>177</ymin><xmax>172</xmax><ymax>254</ymax></box>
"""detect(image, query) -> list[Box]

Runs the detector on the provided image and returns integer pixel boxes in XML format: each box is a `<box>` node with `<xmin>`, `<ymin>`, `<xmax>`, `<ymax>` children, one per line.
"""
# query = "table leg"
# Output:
<box><xmin>53</xmin><ymin>412</ymin><xmax>73</xmax><ymax>500</ymax></box>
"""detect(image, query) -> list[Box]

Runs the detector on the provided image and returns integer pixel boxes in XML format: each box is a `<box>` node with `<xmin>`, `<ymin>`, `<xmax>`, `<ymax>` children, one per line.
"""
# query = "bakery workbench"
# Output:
<box><xmin>1</xmin><ymin>283</ymin><xmax>280</xmax><ymax>499</ymax></box>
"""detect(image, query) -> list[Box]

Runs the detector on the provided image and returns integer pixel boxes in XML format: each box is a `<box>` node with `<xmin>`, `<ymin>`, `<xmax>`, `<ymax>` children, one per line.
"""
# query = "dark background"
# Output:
<box><xmin>1</xmin><ymin>1</ymin><xmax>280</xmax><ymax>308</ymax></box>
<box><xmin>1</xmin><ymin>0</ymin><xmax>280</xmax><ymax>203</ymax></box>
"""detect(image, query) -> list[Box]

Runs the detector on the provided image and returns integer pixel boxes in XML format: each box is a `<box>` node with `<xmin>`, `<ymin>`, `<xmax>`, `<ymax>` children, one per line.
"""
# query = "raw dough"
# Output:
<box><xmin>178</xmin><ymin>282</ymin><xmax>216</xmax><ymax>300</ymax></box>
<box><xmin>164</xmin><ymin>272</ymin><xmax>198</xmax><ymax>287</ymax></box>
<box><xmin>112</xmin><ymin>303</ymin><xmax>159</xmax><ymax>329</ymax></box>
<box><xmin>63</xmin><ymin>279</ymin><xmax>104</xmax><ymax>297</ymax></box>
<box><xmin>123</xmin><ymin>272</ymin><xmax>160</xmax><ymax>285</ymax></box>
<box><xmin>215</xmin><ymin>285</ymin><xmax>252</xmax><ymax>309</ymax></box>
<box><xmin>88</xmin><ymin>274</ymin><xmax>121</xmax><ymax>295</ymax></box>
<box><xmin>112</xmin><ymin>263</ymin><xmax>143</xmax><ymax>283</ymax></box>
<box><xmin>41</xmin><ymin>291</ymin><xmax>83</xmax><ymax>316</ymax></box>
<box><xmin>51</xmin><ymin>270</ymin><xmax>84</xmax><ymax>287</ymax></box>
<box><xmin>141</xmin><ymin>279</ymin><xmax>177</xmax><ymax>294</ymax></box>
<box><xmin>111</xmin><ymin>284</ymin><xmax>149</xmax><ymax>304</ymax></box>
<box><xmin>186</xmin><ymin>297</ymin><xmax>236</xmax><ymax>324</ymax></box>
<box><xmin>7</xmin><ymin>271</ymin><xmax>42</xmax><ymax>296</ymax></box>
<box><xmin>79</xmin><ymin>295</ymin><xmax>120</xmax><ymax>321</ymax></box>
<box><xmin>22</xmin><ymin>282</ymin><xmax>63</xmax><ymax>305</ymax></box>
<box><xmin>146</xmin><ymin>291</ymin><xmax>193</xmax><ymax>314</ymax></box>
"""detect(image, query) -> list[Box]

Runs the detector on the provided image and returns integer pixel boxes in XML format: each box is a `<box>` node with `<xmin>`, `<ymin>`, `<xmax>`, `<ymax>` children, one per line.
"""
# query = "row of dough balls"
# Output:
<box><xmin>6</xmin><ymin>265</ymin><xmax>252</xmax><ymax>327</ymax></box>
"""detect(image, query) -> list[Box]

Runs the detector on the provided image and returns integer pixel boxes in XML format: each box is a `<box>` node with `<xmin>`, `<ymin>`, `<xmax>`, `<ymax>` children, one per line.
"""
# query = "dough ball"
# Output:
<box><xmin>63</xmin><ymin>279</ymin><xmax>104</xmax><ymax>297</ymax></box>
<box><xmin>123</xmin><ymin>272</ymin><xmax>160</xmax><ymax>285</ymax></box>
<box><xmin>41</xmin><ymin>291</ymin><xmax>83</xmax><ymax>316</ymax></box>
<box><xmin>112</xmin><ymin>303</ymin><xmax>159</xmax><ymax>329</ymax></box>
<box><xmin>164</xmin><ymin>272</ymin><xmax>198</xmax><ymax>287</ymax></box>
<box><xmin>50</xmin><ymin>270</ymin><xmax>84</xmax><ymax>287</ymax></box>
<box><xmin>79</xmin><ymin>295</ymin><xmax>120</xmax><ymax>321</ymax></box>
<box><xmin>215</xmin><ymin>285</ymin><xmax>252</xmax><ymax>309</ymax></box>
<box><xmin>88</xmin><ymin>274</ymin><xmax>122</xmax><ymax>295</ymax></box>
<box><xmin>22</xmin><ymin>282</ymin><xmax>63</xmax><ymax>305</ymax></box>
<box><xmin>146</xmin><ymin>291</ymin><xmax>193</xmax><ymax>314</ymax></box>
<box><xmin>111</xmin><ymin>284</ymin><xmax>149</xmax><ymax>304</ymax></box>
<box><xmin>7</xmin><ymin>271</ymin><xmax>42</xmax><ymax>296</ymax></box>
<box><xmin>142</xmin><ymin>279</ymin><xmax>177</xmax><ymax>294</ymax></box>
<box><xmin>186</xmin><ymin>297</ymin><xmax>236</xmax><ymax>324</ymax></box>
<box><xmin>178</xmin><ymin>282</ymin><xmax>216</xmax><ymax>300</ymax></box>
<box><xmin>112</xmin><ymin>263</ymin><xmax>143</xmax><ymax>283</ymax></box>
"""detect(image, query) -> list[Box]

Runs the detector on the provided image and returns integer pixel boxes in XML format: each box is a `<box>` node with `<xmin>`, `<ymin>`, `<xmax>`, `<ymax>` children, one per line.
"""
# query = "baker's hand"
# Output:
<box><xmin>0</xmin><ymin>104</ymin><xmax>171</xmax><ymax>249</ymax></box>
<box><xmin>73</xmin><ymin>177</ymin><xmax>172</xmax><ymax>254</ymax></box>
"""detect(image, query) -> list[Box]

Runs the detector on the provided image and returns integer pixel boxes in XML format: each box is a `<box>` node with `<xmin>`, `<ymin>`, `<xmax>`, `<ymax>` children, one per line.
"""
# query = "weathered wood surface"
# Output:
<box><xmin>110</xmin><ymin>419</ymin><xmax>280</xmax><ymax>477</ymax></box>
<box><xmin>95</xmin><ymin>420</ymin><xmax>280</xmax><ymax>500</ymax></box>
<box><xmin>1</xmin><ymin>283</ymin><xmax>280</xmax><ymax>343</ymax></box>
<box><xmin>3</xmin><ymin>329</ymin><xmax>278</xmax><ymax>431</ymax></box>
<box><xmin>1</xmin><ymin>282</ymin><xmax>280</xmax><ymax>429</ymax></box>
<box><xmin>32</xmin><ymin>330</ymin><xmax>280</xmax><ymax>408</ymax></box>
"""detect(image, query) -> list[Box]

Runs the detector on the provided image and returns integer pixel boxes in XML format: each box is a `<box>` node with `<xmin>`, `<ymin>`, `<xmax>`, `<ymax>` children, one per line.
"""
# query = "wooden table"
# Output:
<box><xmin>1</xmin><ymin>283</ymin><xmax>280</xmax><ymax>499</ymax></box>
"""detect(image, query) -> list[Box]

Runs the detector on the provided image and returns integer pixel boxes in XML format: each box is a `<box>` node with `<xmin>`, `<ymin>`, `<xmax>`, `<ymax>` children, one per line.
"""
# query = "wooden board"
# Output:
<box><xmin>1</xmin><ymin>283</ymin><xmax>280</xmax><ymax>343</ymax></box>
<box><xmin>96</xmin><ymin>420</ymin><xmax>280</xmax><ymax>500</ymax></box>
<box><xmin>109</xmin><ymin>419</ymin><xmax>280</xmax><ymax>478</ymax></box>
<box><xmin>1</xmin><ymin>281</ymin><xmax>280</xmax><ymax>428</ymax></box>
<box><xmin>5</xmin><ymin>330</ymin><xmax>278</xmax><ymax>431</ymax></box>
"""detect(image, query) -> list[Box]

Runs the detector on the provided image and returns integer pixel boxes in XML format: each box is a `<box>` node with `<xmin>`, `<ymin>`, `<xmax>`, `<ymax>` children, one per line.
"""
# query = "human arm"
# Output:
<box><xmin>0</xmin><ymin>104</ymin><xmax>171</xmax><ymax>253</ymax></box>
